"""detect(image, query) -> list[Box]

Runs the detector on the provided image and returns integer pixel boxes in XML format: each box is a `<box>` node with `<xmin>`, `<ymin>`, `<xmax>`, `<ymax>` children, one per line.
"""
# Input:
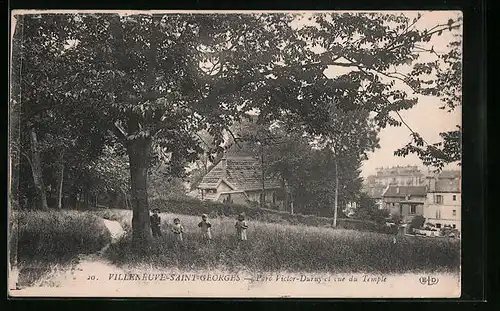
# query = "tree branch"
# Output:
<box><xmin>21</xmin><ymin>150</ymin><xmax>32</xmax><ymax>168</ymax></box>
<box><xmin>195</xmin><ymin>132</ymin><xmax>212</xmax><ymax>150</ymax></box>
<box><xmin>225</xmin><ymin>127</ymin><xmax>242</xmax><ymax>149</ymax></box>
<box><xmin>345</xmin><ymin>59</ymin><xmax>431</xmax><ymax>146</ymax></box>
<box><xmin>113</xmin><ymin>121</ymin><xmax>128</xmax><ymax>141</ymax></box>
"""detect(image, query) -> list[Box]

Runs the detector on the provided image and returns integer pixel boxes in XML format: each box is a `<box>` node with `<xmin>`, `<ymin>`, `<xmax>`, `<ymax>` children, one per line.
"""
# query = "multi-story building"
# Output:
<box><xmin>381</xmin><ymin>186</ymin><xmax>428</xmax><ymax>223</ymax></box>
<box><xmin>363</xmin><ymin>165</ymin><xmax>426</xmax><ymax>207</ymax></box>
<box><xmin>424</xmin><ymin>172</ymin><xmax>461</xmax><ymax>231</ymax></box>
<box><xmin>372</xmin><ymin>165</ymin><xmax>426</xmax><ymax>187</ymax></box>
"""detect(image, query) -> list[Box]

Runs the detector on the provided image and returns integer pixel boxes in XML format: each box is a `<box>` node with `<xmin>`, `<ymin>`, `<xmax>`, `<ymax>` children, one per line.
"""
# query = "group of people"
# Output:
<box><xmin>149</xmin><ymin>208</ymin><xmax>249</xmax><ymax>242</ymax></box>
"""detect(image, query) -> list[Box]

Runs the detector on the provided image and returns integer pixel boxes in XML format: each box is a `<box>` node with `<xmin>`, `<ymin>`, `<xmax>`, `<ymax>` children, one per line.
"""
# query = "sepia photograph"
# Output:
<box><xmin>8</xmin><ymin>10</ymin><xmax>462</xmax><ymax>298</ymax></box>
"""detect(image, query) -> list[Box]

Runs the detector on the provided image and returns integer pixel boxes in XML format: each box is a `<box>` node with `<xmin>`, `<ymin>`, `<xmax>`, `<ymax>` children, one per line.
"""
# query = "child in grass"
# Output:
<box><xmin>150</xmin><ymin>208</ymin><xmax>162</xmax><ymax>238</ymax></box>
<box><xmin>198</xmin><ymin>214</ymin><xmax>212</xmax><ymax>240</ymax></box>
<box><xmin>235</xmin><ymin>213</ymin><xmax>248</xmax><ymax>241</ymax></box>
<box><xmin>171</xmin><ymin>218</ymin><xmax>184</xmax><ymax>241</ymax></box>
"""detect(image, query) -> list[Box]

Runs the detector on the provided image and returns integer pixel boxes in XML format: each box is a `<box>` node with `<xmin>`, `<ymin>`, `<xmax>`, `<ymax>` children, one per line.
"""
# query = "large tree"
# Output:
<box><xmin>11</xmin><ymin>12</ymin><xmax>461</xmax><ymax>248</ymax></box>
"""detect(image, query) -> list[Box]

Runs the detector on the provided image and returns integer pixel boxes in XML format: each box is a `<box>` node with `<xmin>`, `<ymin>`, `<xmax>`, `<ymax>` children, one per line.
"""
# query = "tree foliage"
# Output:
<box><xmin>393</xmin><ymin>17</ymin><xmax>462</xmax><ymax>170</ymax></box>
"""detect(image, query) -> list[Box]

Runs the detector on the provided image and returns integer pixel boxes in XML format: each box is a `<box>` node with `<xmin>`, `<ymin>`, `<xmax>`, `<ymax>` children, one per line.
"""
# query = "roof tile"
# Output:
<box><xmin>198</xmin><ymin>156</ymin><xmax>281</xmax><ymax>191</ymax></box>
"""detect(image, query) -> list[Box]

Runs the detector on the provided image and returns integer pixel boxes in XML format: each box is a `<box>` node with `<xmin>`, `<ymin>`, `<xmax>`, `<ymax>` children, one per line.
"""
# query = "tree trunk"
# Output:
<box><xmin>29</xmin><ymin>127</ymin><xmax>48</xmax><ymax>210</ymax></box>
<box><xmin>121</xmin><ymin>188</ymin><xmax>129</xmax><ymax>209</ymax></box>
<box><xmin>281</xmin><ymin>178</ymin><xmax>287</xmax><ymax>212</ymax></box>
<box><xmin>56</xmin><ymin>150</ymin><xmax>65</xmax><ymax>209</ymax></box>
<box><xmin>126</xmin><ymin>137</ymin><xmax>153</xmax><ymax>248</ymax></box>
<box><xmin>69</xmin><ymin>189</ymin><xmax>77</xmax><ymax>209</ymax></box>
<box><xmin>333</xmin><ymin>158</ymin><xmax>339</xmax><ymax>228</ymax></box>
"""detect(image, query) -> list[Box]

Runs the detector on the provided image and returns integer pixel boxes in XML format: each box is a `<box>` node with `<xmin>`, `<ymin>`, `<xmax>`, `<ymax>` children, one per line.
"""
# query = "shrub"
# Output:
<box><xmin>411</xmin><ymin>215</ymin><xmax>426</xmax><ymax>230</ymax></box>
<box><xmin>354</xmin><ymin>207</ymin><xmax>390</xmax><ymax>224</ymax></box>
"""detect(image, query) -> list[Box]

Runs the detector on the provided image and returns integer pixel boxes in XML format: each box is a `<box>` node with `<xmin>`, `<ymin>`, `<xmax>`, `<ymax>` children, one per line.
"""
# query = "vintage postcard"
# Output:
<box><xmin>8</xmin><ymin>10</ymin><xmax>462</xmax><ymax>298</ymax></box>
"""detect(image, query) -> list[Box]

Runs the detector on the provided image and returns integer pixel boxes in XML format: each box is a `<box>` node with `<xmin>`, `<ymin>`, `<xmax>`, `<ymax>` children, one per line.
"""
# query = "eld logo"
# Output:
<box><xmin>419</xmin><ymin>276</ymin><xmax>439</xmax><ymax>286</ymax></box>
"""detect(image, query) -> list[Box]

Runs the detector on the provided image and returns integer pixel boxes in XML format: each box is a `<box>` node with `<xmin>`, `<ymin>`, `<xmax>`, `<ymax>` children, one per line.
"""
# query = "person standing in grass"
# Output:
<box><xmin>171</xmin><ymin>218</ymin><xmax>184</xmax><ymax>241</ymax></box>
<box><xmin>235</xmin><ymin>213</ymin><xmax>248</xmax><ymax>241</ymax></box>
<box><xmin>150</xmin><ymin>208</ymin><xmax>162</xmax><ymax>238</ymax></box>
<box><xmin>198</xmin><ymin>214</ymin><xmax>212</xmax><ymax>241</ymax></box>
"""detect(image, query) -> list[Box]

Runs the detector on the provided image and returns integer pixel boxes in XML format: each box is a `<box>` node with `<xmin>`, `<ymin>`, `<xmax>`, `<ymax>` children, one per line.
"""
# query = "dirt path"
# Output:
<box><xmin>11</xmin><ymin>218</ymin><xmax>127</xmax><ymax>290</ymax></box>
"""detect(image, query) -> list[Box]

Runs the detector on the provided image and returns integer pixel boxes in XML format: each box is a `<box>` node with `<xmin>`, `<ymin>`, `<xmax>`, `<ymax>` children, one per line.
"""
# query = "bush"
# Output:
<box><xmin>354</xmin><ymin>207</ymin><xmax>390</xmax><ymax>224</ymax></box>
<box><xmin>106</xmin><ymin>211</ymin><xmax>460</xmax><ymax>274</ymax></box>
<box><xmin>411</xmin><ymin>215</ymin><xmax>426</xmax><ymax>230</ymax></box>
<box><xmin>12</xmin><ymin>210</ymin><xmax>112</xmax><ymax>263</ymax></box>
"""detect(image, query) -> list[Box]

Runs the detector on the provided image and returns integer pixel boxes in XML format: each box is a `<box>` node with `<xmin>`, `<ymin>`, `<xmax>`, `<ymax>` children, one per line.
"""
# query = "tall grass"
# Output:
<box><xmin>106</xmin><ymin>210</ymin><xmax>460</xmax><ymax>274</ymax></box>
<box><xmin>150</xmin><ymin>198</ymin><xmax>386</xmax><ymax>233</ymax></box>
<box><xmin>11</xmin><ymin>210</ymin><xmax>111</xmax><ymax>286</ymax></box>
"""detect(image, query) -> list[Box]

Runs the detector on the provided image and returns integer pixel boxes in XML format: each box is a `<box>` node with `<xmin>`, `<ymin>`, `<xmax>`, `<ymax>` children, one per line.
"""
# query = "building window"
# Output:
<box><xmin>436</xmin><ymin>223</ymin><xmax>442</xmax><ymax>229</ymax></box>
<box><xmin>452</xmin><ymin>195</ymin><xmax>457</xmax><ymax>201</ymax></box>
<box><xmin>452</xmin><ymin>210</ymin><xmax>457</xmax><ymax>216</ymax></box>
<box><xmin>436</xmin><ymin>210</ymin><xmax>441</xmax><ymax>219</ymax></box>
<box><xmin>410</xmin><ymin>205</ymin><xmax>416</xmax><ymax>214</ymax></box>
<box><xmin>434</xmin><ymin>195</ymin><xmax>443</xmax><ymax>204</ymax></box>
<box><xmin>399</xmin><ymin>206</ymin><xmax>403</xmax><ymax>215</ymax></box>
<box><xmin>452</xmin><ymin>224</ymin><xmax>456</xmax><ymax>229</ymax></box>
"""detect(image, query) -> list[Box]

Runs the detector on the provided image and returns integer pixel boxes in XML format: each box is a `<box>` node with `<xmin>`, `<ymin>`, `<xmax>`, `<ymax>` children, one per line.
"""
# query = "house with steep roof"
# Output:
<box><xmin>193</xmin><ymin>155</ymin><xmax>284</xmax><ymax>208</ymax></box>
<box><xmin>424</xmin><ymin>174</ymin><xmax>461</xmax><ymax>231</ymax></box>
<box><xmin>382</xmin><ymin>186</ymin><xmax>428</xmax><ymax>223</ymax></box>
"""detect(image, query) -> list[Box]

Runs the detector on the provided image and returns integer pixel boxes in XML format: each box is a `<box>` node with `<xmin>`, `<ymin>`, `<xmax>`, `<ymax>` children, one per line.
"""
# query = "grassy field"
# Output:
<box><xmin>10</xmin><ymin>209</ymin><xmax>460</xmax><ymax>287</ymax></box>
<box><xmin>101</xmin><ymin>209</ymin><xmax>460</xmax><ymax>274</ymax></box>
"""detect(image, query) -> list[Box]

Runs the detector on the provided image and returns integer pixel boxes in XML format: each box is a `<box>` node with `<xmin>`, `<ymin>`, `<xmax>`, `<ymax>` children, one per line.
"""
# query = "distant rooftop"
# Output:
<box><xmin>431</xmin><ymin>178</ymin><xmax>461</xmax><ymax>193</ymax></box>
<box><xmin>375</xmin><ymin>165</ymin><xmax>424</xmax><ymax>177</ymax></box>
<box><xmin>437</xmin><ymin>170</ymin><xmax>461</xmax><ymax>179</ymax></box>
<box><xmin>362</xmin><ymin>185</ymin><xmax>386</xmax><ymax>199</ymax></box>
<box><xmin>382</xmin><ymin>186</ymin><xmax>427</xmax><ymax>198</ymax></box>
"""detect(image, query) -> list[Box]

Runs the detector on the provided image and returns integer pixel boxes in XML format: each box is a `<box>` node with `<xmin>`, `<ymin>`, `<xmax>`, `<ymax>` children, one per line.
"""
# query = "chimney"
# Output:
<box><xmin>221</xmin><ymin>156</ymin><xmax>227</xmax><ymax>177</ymax></box>
<box><xmin>429</xmin><ymin>177</ymin><xmax>436</xmax><ymax>192</ymax></box>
